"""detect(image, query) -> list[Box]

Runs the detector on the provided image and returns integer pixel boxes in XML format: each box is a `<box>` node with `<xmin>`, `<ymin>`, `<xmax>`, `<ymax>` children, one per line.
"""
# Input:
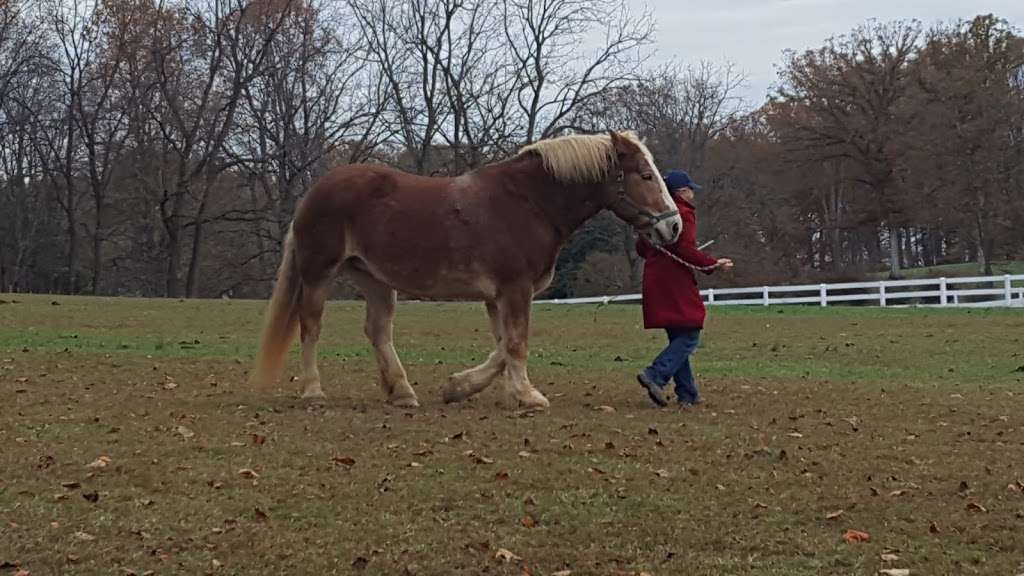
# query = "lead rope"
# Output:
<box><xmin>650</xmin><ymin>243</ymin><xmax>719</xmax><ymax>273</ymax></box>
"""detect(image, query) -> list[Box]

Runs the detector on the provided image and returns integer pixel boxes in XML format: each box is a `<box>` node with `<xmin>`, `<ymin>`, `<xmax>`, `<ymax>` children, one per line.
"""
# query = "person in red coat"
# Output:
<box><xmin>635</xmin><ymin>170</ymin><xmax>733</xmax><ymax>407</ymax></box>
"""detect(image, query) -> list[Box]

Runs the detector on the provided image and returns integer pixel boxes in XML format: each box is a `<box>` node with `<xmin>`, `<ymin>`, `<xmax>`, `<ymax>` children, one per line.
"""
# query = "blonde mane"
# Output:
<box><xmin>516</xmin><ymin>131</ymin><xmax>647</xmax><ymax>184</ymax></box>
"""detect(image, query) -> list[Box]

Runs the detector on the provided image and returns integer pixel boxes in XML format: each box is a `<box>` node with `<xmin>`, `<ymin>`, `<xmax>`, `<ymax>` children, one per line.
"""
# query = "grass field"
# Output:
<box><xmin>868</xmin><ymin>260</ymin><xmax>1024</xmax><ymax>280</ymax></box>
<box><xmin>2</xmin><ymin>294</ymin><xmax>1023</xmax><ymax>575</ymax></box>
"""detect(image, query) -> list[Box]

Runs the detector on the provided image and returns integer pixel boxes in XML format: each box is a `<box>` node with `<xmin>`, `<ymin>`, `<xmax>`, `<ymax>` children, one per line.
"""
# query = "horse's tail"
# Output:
<box><xmin>249</xmin><ymin>226</ymin><xmax>302</xmax><ymax>390</ymax></box>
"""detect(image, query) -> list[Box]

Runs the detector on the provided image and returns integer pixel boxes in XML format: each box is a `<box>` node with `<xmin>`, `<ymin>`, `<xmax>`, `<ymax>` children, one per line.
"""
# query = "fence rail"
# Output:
<box><xmin>537</xmin><ymin>274</ymin><xmax>1024</xmax><ymax>308</ymax></box>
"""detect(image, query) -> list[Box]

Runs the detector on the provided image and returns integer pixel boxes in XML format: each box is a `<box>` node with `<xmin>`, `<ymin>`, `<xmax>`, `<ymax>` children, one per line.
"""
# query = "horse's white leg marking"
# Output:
<box><xmin>444</xmin><ymin>301</ymin><xmax>505</xmax><ymax>403</ymax></box>
<box><xmin>350</xmin><ymin>270</ymin><xmax>419</xmax><ymax>408</ymax></box>
<box><xmin>496</xmin><ymin>288</ymin><xmax>549</xmax><ymax>410</ymax></box>
<box><xmin>298</xmin><ymin>282</ymin><xmax>331</xmax><ymax>399</ymax></box>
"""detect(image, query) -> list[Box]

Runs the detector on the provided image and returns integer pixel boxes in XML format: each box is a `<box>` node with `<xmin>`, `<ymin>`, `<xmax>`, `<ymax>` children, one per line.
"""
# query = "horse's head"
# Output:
<box><xmin>604</xmin><ymin>131</ymin><xmax>682</xmax><ymax>246</ymax></box>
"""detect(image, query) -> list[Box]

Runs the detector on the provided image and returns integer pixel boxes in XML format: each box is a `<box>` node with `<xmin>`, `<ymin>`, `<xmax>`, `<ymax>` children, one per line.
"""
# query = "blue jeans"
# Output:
<box><xmin>643</xmin><ymin>327</ymin><xmax>701</xmax><ymax>404</ymax></box>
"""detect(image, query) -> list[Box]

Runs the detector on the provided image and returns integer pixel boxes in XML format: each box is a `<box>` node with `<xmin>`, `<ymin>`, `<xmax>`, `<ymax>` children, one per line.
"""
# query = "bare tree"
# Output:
<box><xmin>0</xmin><ymin>4</ymin><xmax>54</xmax><ymax>291</ymax></box>
<box><xmin>136</xmin><ymin>0</ymin><xmax>289</xmax><ymax>297</ymax></box>
<box><xmin>348</xmin><ymin>0</ymin><xmax>453</xmax><ymax>174</ymax></box>
<box><xmin>224</xmin><ymin>0</ymin><xmax>386</xmax><ymax>288</ymax></box>
<box><xmin>503</xmin><ymin>0</ymin><xmax>654</xmax><ymax>143</ymax></box>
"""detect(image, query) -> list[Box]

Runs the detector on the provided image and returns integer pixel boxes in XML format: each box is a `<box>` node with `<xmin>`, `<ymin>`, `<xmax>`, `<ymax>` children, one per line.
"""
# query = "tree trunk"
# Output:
<box><xmin>91</xmin><ymin>202</ymin><xmax>103</xmax><ymax>295</ymax></box>
<box><xmin>185</xmin><ymin>219</ymin><xmax>203</xmax><ymax>298</ymax></box>
<box><xmin>66</xmin><ymin>205</ymin><xmax>79</xmax><ymax>294</ymax></box>
<box><xmin>921</xmin><ymin>228</ymin><xmax>934</xmax><ymax>267</ymax></box>
<box><xmin>165</xmin><ymin>221</ymin><xmax>182</xmax><ymax>298</ymax></box>
<box><xmin>622</xmin><ymin>222</ymin><xmax>642</xmax><ymax>290</ymax></box>
<box><xmin>831</xmin><ymin>227</ymin><xmax>841</xmax><ymax>271</ymax></box>
<box><xmin>975</xmin><ymin>212</ymin><xmax>993</xmax><ymax>275</ymax></box>
<box><xmin>887</xmin><ymin>224</ymin><xmax>901</xmax><ymax>279</ymax></box>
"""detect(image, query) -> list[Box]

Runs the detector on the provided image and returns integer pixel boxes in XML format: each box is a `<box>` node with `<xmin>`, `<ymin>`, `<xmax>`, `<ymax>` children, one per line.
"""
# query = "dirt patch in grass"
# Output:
<box><xmin>1</xmin><ymin>296</ymin><xmax>1023</xmax><ymax>575</ymax></box>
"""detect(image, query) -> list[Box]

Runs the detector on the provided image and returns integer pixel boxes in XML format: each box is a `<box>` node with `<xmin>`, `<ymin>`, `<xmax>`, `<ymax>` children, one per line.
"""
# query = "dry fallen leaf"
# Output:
<box><xmin>966</xmin><ymin>502</ymin><xmax>987</xmax><ymax>513</ymax></box>
<box><xmin>332</xmin><ymin>456</ymin><xmax>356</xmax><ymax>468</ymax></box>
<box><xmin>237</xmin><ymin>468</ymin><xmax>259</xmax><ymax>479</ymax></box>
<box><xmin>494</xmin><ymin>548</ymin><xmax>521</xmax><ymax>563</ymax></box>
<box><xmin>74</xmin><ymin>531</ymin><xmax>96</xmax><ymax>541</ymax></box>
<box><xmin>654</xmin><ymin>469</ymin><xmax>671</xmax><ymax>478</ymax></box>
<box><xmin>880</xmin><ymin>553</ymin><xmax>901</xmax><ymax>562</ymax></box>
<box><xmin>878</xmin><ymin>570</ymin><xmax>909</xmax><ymax>576</ymax></box>
<box><xmin>174</xmin><ymin>426</ymin><xmax>195</xmax><ymax>439</ymax></box>
<box><xmin>85</xmin><ymin>456</ymin><xmax>112</xmax><ymax>469</ymax></box>
<box><xmin>594</xmin><ymin>405</ymin><xmax>615</xmax><ymax>413</ymax></box>
<box><xmin>826</xmin><ymin>510</ymin><xmax>845</xmax><ymax>521</ymax></box>
<box><xmin>842</xmin><ymin>529</ymin><xmax>870</xmax><ymax>543</ymax></box>
<box><xmin>552</xmin><ymin>571</ymin><xmax>572</xmax><ymax>576</ymax></box>
<box><xmin>520</xmin><ymin>515</ymin><xmax>536</xmax><ymax>528</ymax></box>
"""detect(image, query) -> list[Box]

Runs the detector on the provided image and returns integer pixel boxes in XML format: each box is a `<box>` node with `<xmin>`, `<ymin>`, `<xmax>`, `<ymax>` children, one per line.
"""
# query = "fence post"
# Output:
<box><xmin>1006</xmin><ymin>275</ymin><xmax>1013</xmax><ymax>306</ymax></box>
<box><xmin>763</xmin><ymin>286</ymin><xmax>770</xmax><ymax>306</ymax></box>
<box><xmin>879</xmin><ymin>281</ymin><xmax>887</xmax><ymax>307</ymax></box>
<box><xmin>820</xmin><ymin>283</ymin><xmax>827</xmax><ymax>307</ymax></box>
<box><xmin>708</xmin><ymin>288</ymin><xmax>715</xmax><ymax>304</ymax></box>
<box><xmin>939</xmin><ymin>277</ymin><xmax>948</xmax><ymax>306</ymax></box>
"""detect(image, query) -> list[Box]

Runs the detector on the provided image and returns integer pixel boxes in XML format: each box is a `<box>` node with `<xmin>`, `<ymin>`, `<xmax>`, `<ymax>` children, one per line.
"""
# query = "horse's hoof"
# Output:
<box><xmin>390</xmin><ymin>396</ymin><xmax>420</xmax><ymax>408</ymax></box>
<box><xmin>442</xmin><ymin>382</ymin><xmax>466</xmax><ymax>404</ymax></box>
<box><xmin>518</xmin><ymin>390</ymin><xmax>550</xmax><ymax>411</ymax></box>
<box><xmin>301</xmin><ymin>386</ymin><xmax>326</xmax><ymax>400</ymax></box>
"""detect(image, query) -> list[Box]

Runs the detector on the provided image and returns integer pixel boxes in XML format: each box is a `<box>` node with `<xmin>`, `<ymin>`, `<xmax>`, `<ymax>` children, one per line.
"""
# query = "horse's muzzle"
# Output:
<box><xmin>646</xmin><ymin>214</ymin><xmax>682</xmax><ymax>246</ymax></box>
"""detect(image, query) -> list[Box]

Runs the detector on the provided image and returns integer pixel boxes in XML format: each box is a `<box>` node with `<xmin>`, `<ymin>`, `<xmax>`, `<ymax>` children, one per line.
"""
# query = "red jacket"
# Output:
<box><xmin>636</xmin><ymin>197</ymin><xmax>719</xmax><ymax>329</ymax></box>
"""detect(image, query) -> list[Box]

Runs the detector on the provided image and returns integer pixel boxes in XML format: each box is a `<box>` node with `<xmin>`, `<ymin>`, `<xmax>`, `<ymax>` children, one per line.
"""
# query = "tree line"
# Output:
<box><xmin>1</xmin><ymin>1</ymin><xmax>1022</xmax><ymax>298</ymax></box>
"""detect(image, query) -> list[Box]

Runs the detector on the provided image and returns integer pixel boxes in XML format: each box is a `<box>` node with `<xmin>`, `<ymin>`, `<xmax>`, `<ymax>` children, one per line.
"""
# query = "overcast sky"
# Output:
<box><xmin>641</xmin><ymin>0</ymin><xmax>1024</xmax><ymax>104</ymax></box>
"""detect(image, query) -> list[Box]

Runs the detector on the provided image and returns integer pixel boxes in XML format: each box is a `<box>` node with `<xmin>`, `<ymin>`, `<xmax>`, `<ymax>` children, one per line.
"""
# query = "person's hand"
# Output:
<box><xmin>716</xmin><ymin>258</ymin><xmax>734</xmax><ymax>271</ymax></box>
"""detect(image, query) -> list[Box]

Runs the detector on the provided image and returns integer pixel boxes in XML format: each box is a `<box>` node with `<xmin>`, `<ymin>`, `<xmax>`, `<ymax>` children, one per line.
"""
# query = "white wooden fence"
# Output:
<box><xmin>538</xmin><ymin>274</ymin><xmax>1024</xmax><ymax>308</ymax></box>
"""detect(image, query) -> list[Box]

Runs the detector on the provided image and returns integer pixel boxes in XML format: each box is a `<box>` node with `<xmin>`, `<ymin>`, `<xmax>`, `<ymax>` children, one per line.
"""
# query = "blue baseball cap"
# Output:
<box><xmin>663</xmin><ymin>170</ymin><xmax>702</xmax><ymax>192</ymax></box>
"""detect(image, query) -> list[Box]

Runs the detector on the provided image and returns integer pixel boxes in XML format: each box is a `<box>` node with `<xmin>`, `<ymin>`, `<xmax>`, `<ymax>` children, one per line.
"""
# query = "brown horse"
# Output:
<box><xmin>249</xmin><ymin>130</ymin><xmax>681</xmax><ymax>409</ymax></box>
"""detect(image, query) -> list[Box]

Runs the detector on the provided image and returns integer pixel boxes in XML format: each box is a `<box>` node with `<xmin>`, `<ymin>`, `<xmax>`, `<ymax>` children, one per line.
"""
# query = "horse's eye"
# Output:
<box><xmin>641</xmin><ymin>173</ymin><xmax>653</xmax><ymax>181</ymax></box>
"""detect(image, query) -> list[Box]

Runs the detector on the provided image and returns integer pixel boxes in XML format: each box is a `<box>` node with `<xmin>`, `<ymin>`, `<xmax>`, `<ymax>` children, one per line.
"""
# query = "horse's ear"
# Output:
<box><xmin>607</xmin><ymin>130</ymin><xmax>628</xmax><ymax>160</ymax></box>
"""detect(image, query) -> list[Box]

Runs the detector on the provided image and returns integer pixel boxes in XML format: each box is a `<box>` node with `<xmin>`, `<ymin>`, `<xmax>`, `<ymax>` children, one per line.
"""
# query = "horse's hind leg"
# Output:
<box><xmin>443</xmin><ymin>301</ymin><xmax>505</xmax><ymax>403</ymax></box>
<box><xmin>298</xmin><ymin>280</ymin><xmax>332</xmax><ymax>399</ymax></box>
<box><xmin>496</xmin><ymin>287</ymin><xmax>549</xmax><ymax>410</ymax></box>
<box><xmin>349</xmin><ymin>270</ymin><xmax>419</xmax><ymax>408</ymax></box>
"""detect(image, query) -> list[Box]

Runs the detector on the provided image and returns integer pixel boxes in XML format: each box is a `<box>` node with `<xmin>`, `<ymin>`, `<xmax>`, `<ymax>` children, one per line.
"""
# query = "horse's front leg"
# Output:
<box><xmin>496</xmin><ymin>287</ymin><xmax>549</xmax><ymax>410</ymax></box>
<box><xmin>444</xmin><ymin>301</ymin><xmax>505</xmax><ymax>403</ymax></box>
